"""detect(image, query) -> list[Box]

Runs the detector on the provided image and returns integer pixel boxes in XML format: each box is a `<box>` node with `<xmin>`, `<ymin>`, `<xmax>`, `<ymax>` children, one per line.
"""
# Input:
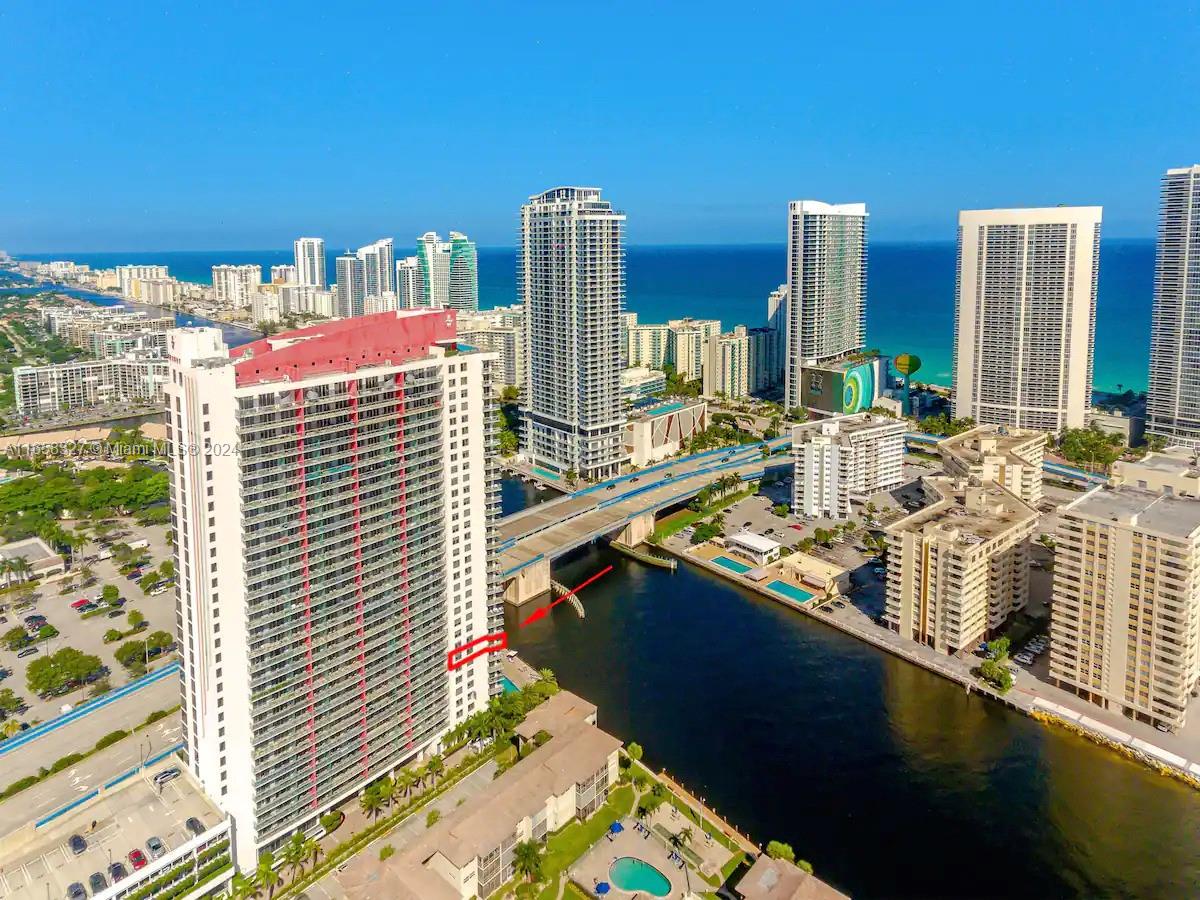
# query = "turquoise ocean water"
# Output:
<box><xmin>20</xmin><ymin>240</ymin><xmax>1155</xmax><ymax>392</ymax></box>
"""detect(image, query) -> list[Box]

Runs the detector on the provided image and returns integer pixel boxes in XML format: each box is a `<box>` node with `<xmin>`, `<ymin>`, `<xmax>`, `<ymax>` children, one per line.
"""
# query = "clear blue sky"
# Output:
<box><xmin>1</xmin><ymin>1</ymin><xmax>1196</xmax><ymax>251</ymax></box>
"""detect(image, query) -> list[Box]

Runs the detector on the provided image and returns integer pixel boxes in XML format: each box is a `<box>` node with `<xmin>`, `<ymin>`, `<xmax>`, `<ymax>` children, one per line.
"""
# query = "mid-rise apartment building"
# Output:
<box><xmin>334</xmin><ymin>253</ymin><xmax>366</xmax><ymax>317</ymax></box>
<box><xmin>519</xmin><ymin>187</ymin><xmax>626</xmax><ymax>480</ymax></box>
<box><xmin>166</xmin><ymin>311</ymin><xmax>501</xmax><ymax>869</ymax></box>
<box><xmin>937</xmin><ymin>424</ymin><xmax>1046</xmax><ymax>507</ymax></box>
<box><xmin>784</xmin><ymin>202</ymin><xmax>868</xmax><ymax>410</ymax></box>
<box><xmin>619</xmin><ymin>311</ymin><xmax>638</xmax><ymax>366</ymax></box>
<box><xmin>667</xmin><ymin>317</ymin><xmax>720</xmax><ymax>381</ymax></box>
<box><xmin>396</xmin><ymin>256</ymin><xmax>423</xmax><ymax>308</ymax></box>
<box><xmin>15</xmin><ymin>353</ymin><xmax>168</xmax><ymax>417</ymax></box>
<box><xmin>116</xmin><ymin>264</ymin><xmax>169</xmax><ymax>299</ymax></box>
<box><xmin>1050</xmin><ymin>450</ymin><xmax>1200</xmax><ymax>731</ymax></box>
<box><xmin>626</xmin><ymin>323</ymin><xmax>670</xmax><ymax>369</ymax></box>
<box><xmin>620</xmin><ymin>366</ymin><xmax>666</xmax><ymax>407</ymax></box>
<box><xmin>212</xmin><ymin>264</ymin><xmax>263</xmax><ymax>309</ymax></box>
<box><xmin>293</xmin><ymin>237</ymin><xmax>327</xmax><ymax>289</ymax></box>
<box><xmin>1146</xmin><ymin>165</ymin><xmax>1200</xmax><ymax>446</ymax></box>
<box><xmin>703</xmin><ymin>325</ymin><xmax>779</xmax><ymax>400</ymax></box>
<box><xmin>885</xmin><ymin>477</ymin><xmax>1037</xmax><ymax>654</ymax></box>
<box><xmin>791</xmin><ymin>413</ymin><xmax>905</xmax><ymax>519</ymax></box>
<box><xmin>952</xmin><ymin>206</ymin><xmax>1102</xmax><ymax>431</ymax></box>
<box><xmin>270</xmin><ymin>264</ymin><xmax>298</xmax><ymax>284</ymax></box>
<box><xmin>457</xmin><ymin>312</ymin><xmax>523</xmax><ymax>390</ymax></box>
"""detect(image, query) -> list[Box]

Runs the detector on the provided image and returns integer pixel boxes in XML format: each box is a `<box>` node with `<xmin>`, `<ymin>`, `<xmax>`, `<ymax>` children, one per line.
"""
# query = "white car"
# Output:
<box><xmin>1014</xmin><ymin>653</ymin><xmax>1034</xmax><ymax>665</ymax></box>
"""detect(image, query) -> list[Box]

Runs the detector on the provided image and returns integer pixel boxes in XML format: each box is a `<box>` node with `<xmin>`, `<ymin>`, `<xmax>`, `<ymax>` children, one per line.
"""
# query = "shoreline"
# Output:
<box><xmin>653</xmin><ymin>538</ymin><xmax>1200</xmax><ymax>792</ymax></box>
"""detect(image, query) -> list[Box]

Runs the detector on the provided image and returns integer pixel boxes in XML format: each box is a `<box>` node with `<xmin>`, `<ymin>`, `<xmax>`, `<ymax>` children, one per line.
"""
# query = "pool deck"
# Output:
<box><xmin>571</xmin><ymin>820</ymin><xmax>692</xmax><ymax>898</ymax></box>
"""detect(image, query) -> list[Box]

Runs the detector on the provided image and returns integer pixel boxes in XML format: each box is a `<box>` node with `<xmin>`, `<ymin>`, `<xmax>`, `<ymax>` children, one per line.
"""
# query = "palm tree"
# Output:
<box><xmin>359</xmin><ymin>787</ymin><xmax>386</xmax><ymax>822</ymax></box>
<box><xmin>226</xmin><ymin>872</ymin><xmax>255</xmax><ymax>900</ymax></box>
<box><xmin>10</xmin><ymin>556</ymin><xmax>33</xmax><ymax>583</ymax></box>
<box><xmin>282</xmin><ymin>832</ymin><xmax>306</xmax><ymax>883</ymax></box>
<box><xmin>255</xmin><ymin>852</ymin><xmax>282</xmax><ymax>898</ymax></box>
<box><xmin>512</xmin><ymin>839</ymin><xmax>543</xmax><ymax>883</ymax></box>
<box><xmin>1</xmin><ymin>719</ymin><xmax>22</xmax><ymax>739</ymax></box>
<box><xmin>537</xmin><ymin>667</ymin><xmax>556</xmax><ymax>685</ymax></box>
<box><xmin>395</xmin><ymin>767</ymin><xmax>417</xmax><ymax>801</ymax></box>
<box><xmin>425</xmin><ymin>755</ymin><xmax>445</xmax><ymax>787</ymax></box>
<box><xmin>302</xmin><ymin>836</ymin><xmax>321</xmax><ymax>873</ymax></box>
<box><xmin>672</xmin><ymin>826</ymin><xmax>694</xmax><ymax>853</ymax></box>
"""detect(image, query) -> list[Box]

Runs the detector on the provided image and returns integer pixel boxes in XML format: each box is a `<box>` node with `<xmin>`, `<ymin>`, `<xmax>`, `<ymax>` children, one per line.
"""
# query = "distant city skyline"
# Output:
<box><xmin>2</xmin><ymin>4</ymin><xmax>1196</xmax><ymax>250</ymax></box>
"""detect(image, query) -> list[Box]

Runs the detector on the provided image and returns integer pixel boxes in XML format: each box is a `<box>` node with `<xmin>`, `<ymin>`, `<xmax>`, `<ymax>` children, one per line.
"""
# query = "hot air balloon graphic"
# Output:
<box><xmin>894</xmin><ymin>353</ymin><xmax>922</xmax><ymax>416</ymax></box>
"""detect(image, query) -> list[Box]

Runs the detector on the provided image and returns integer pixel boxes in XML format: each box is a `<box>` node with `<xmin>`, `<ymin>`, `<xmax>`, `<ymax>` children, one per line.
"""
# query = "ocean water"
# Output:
<box><xmin>20</xmin><ymin>240</ymin><xmax>1155</xmax><ymax>391</ymax></box>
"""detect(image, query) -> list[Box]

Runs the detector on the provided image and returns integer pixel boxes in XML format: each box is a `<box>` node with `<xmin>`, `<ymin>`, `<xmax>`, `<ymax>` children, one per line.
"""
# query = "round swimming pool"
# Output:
<box><xmin>609</xmin><ymin>856</ymin><xmax>672</xmax><ymax>896</ymax></box>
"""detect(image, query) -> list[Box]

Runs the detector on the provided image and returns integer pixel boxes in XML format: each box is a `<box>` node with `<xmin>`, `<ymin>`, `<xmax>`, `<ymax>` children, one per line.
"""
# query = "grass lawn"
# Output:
<box><xmin>653</xmin><ymin>486</ymin><xmax>758</xmax><ymax>540</ymax></box>
<box><xmin>534</xmin><ymin>785</ymin><xmax>635</xmax><ymax>899</ymax></box>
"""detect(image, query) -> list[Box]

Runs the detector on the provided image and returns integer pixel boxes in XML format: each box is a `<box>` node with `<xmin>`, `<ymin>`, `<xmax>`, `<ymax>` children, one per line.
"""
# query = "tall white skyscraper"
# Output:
<box><xmin>211</xmin><ymin>264</ymin><xmax>262</xmax><ymax>308</ymax></box>
<box><xmin>166</xmin><ymin>311</ymin><xmax>501</xmax><ymax>869</ymax></box>
<box><xmin>784</xmin><ymin>201</ymin><xmax>868</xmax><ymax>411</ymax></box>
<box><xmin>447</xmin><ymin>231</ymin><xmax>478</xmax><ymax>312</ymax></box>
<box><xmin>952</xmin><ymin>206</ymin><xmax>1102</xmax><ymax>431</ymax></box>
<box><xmin>293</xmin><ymin>237</ymin><xmax>327</xmax><ymax>289</ymax></box>
<box><xmin>520</xmin><ymin>187</ymin><xmax>626</xmax><ymax>480</ymax></box>
<box><xmin>356</xmin><ymin>237</ymin><xmax>395</xmax><ymax>298</ymax></box>
<box><xmin>767</xmin><ymin>284</ymin><xmax>788</xmax><ymax>385</ymax></box>
<box><xmin>1146</xmin><ymin>165</ymin><xmax>1200</xmax><ymax>446</ymax></box>
<box><xmin>334</xmin><ymin>253</ymin><xmax>365</xmax><ymax>317</ymax></box>
<box><xmin>270</xmin><ymin>264</ymin><xmax>297</xmax><ymax>284</ymax></box>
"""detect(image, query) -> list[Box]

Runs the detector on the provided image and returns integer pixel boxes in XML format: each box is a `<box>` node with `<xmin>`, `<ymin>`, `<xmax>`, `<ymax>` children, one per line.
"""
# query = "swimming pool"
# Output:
<box><xmin>767</xmin><ymin>580</ymin><xmax>815</xmax><ymax>603</ymax></box>
<box><xmin>531</xmin><ymin>466</ymin><xmax>561</xmax><ymax>481</ymax></box>
<box><xmin>648</xmin><ymin>401</ymin><xmax>686</xmax><ymax>415</ymax></box>
<box><xmin>609</xmin><ymin>856</ymin><xmax>672</xmax><ymax>897</ymax></box>
<box><xmin>501</xmin><ymin>676</ymin><xmax>518</xmax><ymax>694</ymax></box>
<box><xmin>712</xmin><ymin>555</ymin><xmax>752</xmax><ymax>574</ymax></box>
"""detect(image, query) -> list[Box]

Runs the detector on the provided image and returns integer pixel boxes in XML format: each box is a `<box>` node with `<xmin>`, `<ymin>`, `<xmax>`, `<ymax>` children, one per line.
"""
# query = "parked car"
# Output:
<box><xmin>78</xmin><ymin>603</ymin><xmax>98</xmax><ymax>613</ymax></box>
<box><xmin>108</xmin><ymin>862</ymin><xmax>127</xmax><ymax>881</ymax></box>
<box><xmin>17</xmin><ymin>646</ymin><xmax>39</xmax><ymax>658</ymax></box>
<box><xmin>789</xmin><ymin>524</ymin><xmax>804</xmax><ymax>531</ymax></box>
<box><xmin>88</xmin><ymin>872</ymin><xmax>108</xmax><ymax>894</ymax></box>
<box><xmin>23</xmin><ymin>615</ymin><xmax>46</xmax><ymax>626</ymax></box>
<box><xmin>185</xmin><ymin>816</ymin><xmax>206</xmax><ymax>837</ymax></box>
<box><xmin>124</xmin><ymin>571</ymin><xmax>143</xmax><ymax>582</ymax></box>
<box><xmin>67</xmin><ymin>884</ymin><xmax>86</xmax><ymax>900</ymax></box>
<box><xmin>150</xmin><ymin>586</ymin><xmax>168</xmax><ymax>597</ymax></box>
<box><xmin>96</xmin><ymin>550</ymin><xmax>112</xmax><ymax>561</ymax></box>
<box><xmin>68</xmin><ymin>834</ymin><xmax>87</xmax><ymax>855</ymax></box>
<box><xmin>107</xmin><ymin>609</ymin><xmax>125</xmax><ymax>619</ymax></box>
<box><xmin>128</xmin><ymin>849</ymin><xmax>148</xmax><ymax>870</ymax></box>
<box><xmin>145</xmin><ymin>835</ymin><xmax>166</xmax><ymax>859</ymax></box>
<box><xmin>69</xmin><ymin>598</ymin><xmax>89</xmax><ymax>610</ymax></box>
<box><xmin>872</xmin><ymin>567</ymin><xmax>886</xmax><ymax>577</ymax></box>
<box><xmin>153</xmin><ymin>767</ymin><xmax>181</xmax><ymax>787</ymax></box>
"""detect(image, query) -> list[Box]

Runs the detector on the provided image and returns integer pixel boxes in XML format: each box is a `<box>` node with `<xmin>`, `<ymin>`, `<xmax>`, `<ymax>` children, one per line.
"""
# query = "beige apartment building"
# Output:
<box><xmin>1050</xmin><ymin>451</ymin><xmax>1200</xmax><ymax>731</ymax></box>
<box><xmin>937</xmin><ymin>424</ymin><xmax>1047</xmax><ymax>507</ymax></box>
<box><xmin>952</xmin><ymin>206</ymin><xmax>1102</xmax><ymax>431</ymax></box>
<box><xmin>885</xmin><ymin>477</ymin><xmax>1038</xmax><ymax>654</ymax></box>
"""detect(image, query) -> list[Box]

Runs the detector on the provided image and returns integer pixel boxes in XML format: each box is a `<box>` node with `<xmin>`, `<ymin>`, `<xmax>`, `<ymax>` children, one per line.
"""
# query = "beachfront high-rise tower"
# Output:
<box><xmin>1146</xmin><ymin>165</ymin><xmax>1200</xmax><ymax>446</ymax></box>
<box><xmin>952</xmin><ymin>206</ymin><xmax>1102</xmax><ymax>431</ymax></box>
<box><xmin>784</xmin><ymin>201</ymin><xmax>868</xmax><ymax>411</ymax></box>
<box><xmin>415</xmin><ymin>231</ymin><xmax>478</xmax><ymax>311</ymax></box>
<box><xmin>356</xmin><ymin>237</ymin><xmax>395</xmax><ymax>299</ymax></box>
<box><xmin>166</xmin><ymin>312</ymin><xmax>501</xmax><ymax>870</ymax></box>
<box><xmin>293</xmin><ymin>237</ymin><xmax>327</xmax><ymax>289</ymax></box>
<box><xmin>519</xmin><ymin>187</ymin><xmax>626</xmax><ymax>480</ymax></box>
<box><xmin>334</xmin><ymin>253</ymin><xmax>365</xmax><ymax>317</ymax></box>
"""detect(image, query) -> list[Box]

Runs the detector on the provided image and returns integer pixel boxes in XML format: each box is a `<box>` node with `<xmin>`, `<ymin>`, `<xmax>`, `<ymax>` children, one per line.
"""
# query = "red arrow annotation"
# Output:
<box><xmin>519</xmin><ymin>564</ymin><xmax>614</xmax><ymax>628</ymax></box>
<box><xmin>445</xmin><ymin>565</ymin><xmax>615</xmax><ymax>671</ymax></box>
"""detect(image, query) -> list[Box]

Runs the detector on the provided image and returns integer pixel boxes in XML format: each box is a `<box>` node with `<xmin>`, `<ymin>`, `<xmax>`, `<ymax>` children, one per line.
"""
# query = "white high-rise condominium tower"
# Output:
<box><xmin>1146</xmin><ymin>165</ymin><xmax>1200</xmax><ymax>446</ymax></box>
<box><xmin>784</xmin><ymin>201</ymin><xmax>867</xmax><ymax>411</ymax></box>
<box><xmin>520</xmin><ymin>187</ymin><xmax>626</xmax><ymax>480</ymax></box>
<box><xmin>357</xmin><ymin>238</ymin><xmax>395</xmax><ymax>299</ymax></box>
<box><xmin>396</xmin><ymin>257</ymin><xmax>423</xmax><ymax>309</ymax></box>
<box><xmin>952</xmin><ymin>207</ymin><xmax>1102</xmax><ymax>431</ymax></box>
<box><xmin>167</xmin><ymin>311</ymin><xmax>501</xmax><ymax>870</ymax></box>
<box><xmin>415</xmin><ymin>232</ymin><xmax>478</xmax><ymax>310</ymax></box>
<box><xmin>211</xmin><ymin>264</ymin><xmax>262</xmax><ymax>308</ymax></box>
<box><xmin>293</xmin><ymin>237</ymin><xmax>327</xmax><ymax>289</ymax></box>
<box><xmin>335</xmin><ymin>253</ymin><xmax>365</xmax><ymax>317</ymax></box>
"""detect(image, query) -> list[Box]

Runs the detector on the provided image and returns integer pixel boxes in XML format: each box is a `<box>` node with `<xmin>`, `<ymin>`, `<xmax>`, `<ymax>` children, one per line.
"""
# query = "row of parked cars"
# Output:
<box><xmin>1013</xmin><ymin>635</ymin><xmax>1048</xmax><ymax>667</ymax></box>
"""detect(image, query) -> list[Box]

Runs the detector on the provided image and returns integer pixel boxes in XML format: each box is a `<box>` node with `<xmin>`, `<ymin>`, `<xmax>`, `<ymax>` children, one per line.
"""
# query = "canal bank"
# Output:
<box><xmin>505</xmin><ymin>541</ymin><xmax>1200</xmax><ymax>900</ymax></box>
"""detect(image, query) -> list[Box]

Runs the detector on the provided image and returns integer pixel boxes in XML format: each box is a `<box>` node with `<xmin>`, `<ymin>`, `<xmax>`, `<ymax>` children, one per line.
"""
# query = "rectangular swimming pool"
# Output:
<box><xmin>767</xmin><ymin>580</ymin><xmax>815</xmax><ymax>603</ymax></box>
<box><xmin>712</xmin><ymin>555</ymin><xmax>752</xmax><ymax>574</ymax></box>
<box><xmin>648</xmin><ymin>401</ymin><xmax>685</xmax><ymax>415</ymax></box>
<box><xmin>501</xmin><ymin>676</ymin><xmax>519</xmax><ymax>694</ymax></box>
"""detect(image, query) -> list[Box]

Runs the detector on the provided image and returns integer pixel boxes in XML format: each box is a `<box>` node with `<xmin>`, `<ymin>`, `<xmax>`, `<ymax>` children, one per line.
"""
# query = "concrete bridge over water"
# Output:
<box><xmin>497</xmin><ymin>437</ymin><xmax>792</xmax><ymax>603</ymax></box>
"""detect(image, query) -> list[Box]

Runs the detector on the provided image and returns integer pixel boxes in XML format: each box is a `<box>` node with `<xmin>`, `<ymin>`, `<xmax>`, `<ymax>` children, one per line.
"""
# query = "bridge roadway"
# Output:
<box><xmin>497</xmin><ymin>437</ymin><xmax>792</xmax><ymax>577</ymax></box>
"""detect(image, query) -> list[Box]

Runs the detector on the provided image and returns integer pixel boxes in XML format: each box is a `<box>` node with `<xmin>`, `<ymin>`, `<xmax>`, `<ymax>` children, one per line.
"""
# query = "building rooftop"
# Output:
<box><xmin>228</xmin><ymin>310</ymin><xmax>460</xmax><ymax>386</ymax></box>
<box><xmin>1116</xmin><ymin>448</ymin><xmax>1200</xmax><ymax>477</ymax></box>
<box><xmin>0</xmin><ymin>536</ymin><xmax>62</xmax><ymax>567</ymax></box>
<box><xmin>736</xmin><ymin>854</ymin><xmax>850</xmax><ymax>900</ymax></box>
<box><xmin>1065</xmin><ymin>485</ymin><xmax>1200</xmax><ymax>538</ymax></box>
<box><xmin>937</xmin><ymin>424</ymin><xmax>1044</xmax><ymax>467</ymax></box>
<box><xmin>514</xmin><ymin>690</ymin><xmax>597</xmax><ymax>742</ymax></box>
<box><xmin>887</xmin><ymin>477</ymin><xmax>1038</xmax><ymax>545</ymax></box>
<box><xmin>792</xmin><ymin>412</ymin><xmax>905</xmax><ymax>443</ymax></box>
<box><xmin>728</xmin><ymin>532</ymin><xmax>782</xmax><ymax>553</ymax></box>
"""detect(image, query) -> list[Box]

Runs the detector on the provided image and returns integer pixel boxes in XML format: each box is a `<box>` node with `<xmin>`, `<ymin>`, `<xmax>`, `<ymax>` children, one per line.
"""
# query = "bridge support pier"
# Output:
<box><xmin>503</xmin><ymin>557</ymin><xmax>552</xmax><ymax>606</ymax></box>
<box><xmin>616</xmin><ymin>512</ymin><xmax>656</xmax><ymax>547</ymax></box>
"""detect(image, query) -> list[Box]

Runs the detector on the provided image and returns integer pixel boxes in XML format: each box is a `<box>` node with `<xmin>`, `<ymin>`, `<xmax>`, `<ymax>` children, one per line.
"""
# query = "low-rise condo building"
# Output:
<box><xmin>14</xmin><ymin>352</ymin><xmax>168</xmax><ymax>417</ymax></box>
<box><xmin>457</xmin><ymin>313</ymin><xmax>523</xmax><ymax>390</ymax></box>
<box><xmin>340</xmin><ymin>691</ymin><xmax>621</xmax><ymax>900</ymax></box>
<box><xmin>885</xmin><ymin>477</ymin><xmax>1038</xmax><ymax>654</ymax></box>
<box><xmin>791</xmin><ymin>413</ymin><xmax>906</xmax><ymax>519</ymax></box>
<box><xmin>620</xmin><ymin>366</ymin><xmax>666</xmax><ymax>406</ymax></box>
<box><xmin>937</xmin><ymin>424</ymin><xmax>1047</xmax><ymax>507</ymax></box>
<box><xmin>1050</xmin><ymin>454</ymin><xmax>1200</xmax><ymax>730</ymax></box>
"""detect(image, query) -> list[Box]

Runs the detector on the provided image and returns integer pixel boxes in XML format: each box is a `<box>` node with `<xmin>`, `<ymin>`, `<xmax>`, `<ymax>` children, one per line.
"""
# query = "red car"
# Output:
<box><xmin>789</xmin><ymin>524</ymin><xmax>805</xmax><ymax>532</ymax></box>
<box><xmin>128</xmin><ymin>849</ymin><xmax>147</xmax><ymax>871</ymax></box>
<box><xmin>70</xmin><ymin>598</ymin><xmax>89</xmax><ymax>610</ymax></box>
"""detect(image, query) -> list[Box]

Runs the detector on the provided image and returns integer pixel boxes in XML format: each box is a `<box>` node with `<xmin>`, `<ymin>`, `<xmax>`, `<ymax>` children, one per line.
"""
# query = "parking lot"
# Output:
<box><xmin>1</xmin><ymin>521</ymin><xmax>175</xmax><ymax>725</ymax></box>
<box><xmin>0</xmin><ymin>760</ymin><xmax>224</xmax><ymax>900</ymax></box>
